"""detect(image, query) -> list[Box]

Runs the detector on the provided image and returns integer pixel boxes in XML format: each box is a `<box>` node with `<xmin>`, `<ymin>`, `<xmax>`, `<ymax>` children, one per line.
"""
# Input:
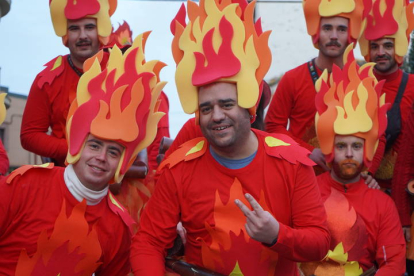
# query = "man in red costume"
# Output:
<box><xmin>0</xmin><ymin>33</ymin><xmax>165</xmax><ymax>275</ymax></box>
<box><xmin>301</xmin><ymin>45</ymin><xmax>405</xmax><ymax>275</ymax></box>
<box><xmin>131</xmin><ymin>0</ymin><xmax>330</xmax><ymax>275</ymax></box>
<box><xmin>358</xmin><ymin>0</ymin><xmax>414</xmax><ymax>247</ymax></box>
<box><xmin>265</xmin><ymin>0</ymin><xmax>365</xmax><ymax>172</ymax></box>
<box><xmin>21</xmin><ymin>0</ymin><xmax>116</xmax><ymax>166</ymax></box>
<box><xmin>0</xmin><ymin>93</ymin><xmax>9</xmax><ymax>177</ymax></box>
<box><xmin>392</xmin><ymin>104</ymin><xmax>414</xmax><ymax>274</ymax></box>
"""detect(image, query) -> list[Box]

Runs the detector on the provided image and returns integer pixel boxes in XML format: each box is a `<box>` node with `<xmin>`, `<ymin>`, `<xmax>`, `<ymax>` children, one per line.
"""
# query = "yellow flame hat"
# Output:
<box><xmin>359</xmin><ymin>0</ymin><xmax>414</xmax><ymax>64</ymax></box>
<box><xmin>303</xmin><ymin>0</ymin><xmax>366</xmax><ymax>49</ymax></box>
<box><xmin>170</xmin><ymin>0</ymin><xmax>271</xmax><ymax>118</ymax></box>
<box><xmin>315</xmin><ymin>44</ymin><xmax>389</xmax><ymax>166</ymax></box>
<box><xmin>50</xmin><ymin>0</ymin><xmax>117</xmax><ymax>45</ymax></box>
<box><xmin>65</xmin><ymin>32</ymin><xmax>166</xmax><ymax>183</ymax></box>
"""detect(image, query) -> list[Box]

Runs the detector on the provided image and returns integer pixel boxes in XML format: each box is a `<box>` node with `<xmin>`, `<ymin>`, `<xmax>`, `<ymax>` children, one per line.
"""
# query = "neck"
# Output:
<box><xmin>315</xmin><ymin>53</ymin><xmax>344</xmax><ymax>72</ymax></box>
<box><xmin>69</xmin><ymin>54</ymin><xmax>85</xmax><ymax>69</ymax></box>
<box><xmin>330</xmin><ymin>169</ymin><xmax>361</xmax><ymax>185</ymax></box>
<box><xmin>64</xmin><ymin>164</ymin><xmax>108</xmax><ymax>205</ymax></box>
<box><xmin>211</xmin><ymin>130</ymin><xmax>258</xmax><ymax>160</ymax></box>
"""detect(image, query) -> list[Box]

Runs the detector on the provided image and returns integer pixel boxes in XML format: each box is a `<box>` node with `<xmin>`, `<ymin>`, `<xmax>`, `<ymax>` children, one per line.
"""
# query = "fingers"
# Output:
<box><xmin>245</xmin><ymin>193</ymin><xmax>264</xmax><ymax>215</ymax></box>
<box><xmin>235</xmin><ymin>198</ymin><xmax>252</xmax><ymax>217</ymax></box>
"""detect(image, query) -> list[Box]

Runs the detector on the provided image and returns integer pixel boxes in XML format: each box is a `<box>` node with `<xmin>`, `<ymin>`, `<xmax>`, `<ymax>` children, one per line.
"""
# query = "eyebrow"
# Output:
<box><xmin>199</xmin><ymin>98</ymin><xmax>236</xmax><ymax>108</ymax></box>
<box><xmin>87</xmin><ymin>139</ymin><xmax>123</xmax><ymax>153</ymax></box>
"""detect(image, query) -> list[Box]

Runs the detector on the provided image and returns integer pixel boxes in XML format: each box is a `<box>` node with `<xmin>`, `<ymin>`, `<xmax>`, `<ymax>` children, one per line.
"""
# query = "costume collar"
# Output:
<box><xmin>328</xmin><ymin>172</ymin><xmax>365</xmax><ymax>194</ymax></box>
<box><xmin>374</xmin><ymin>68</ymin><xmax>400</xmax><ymax>82</ymax></box>
<box><xmin>64</xmin><ymin>164</ymin><xmax>108</xmax><ymax>206</ymax></box>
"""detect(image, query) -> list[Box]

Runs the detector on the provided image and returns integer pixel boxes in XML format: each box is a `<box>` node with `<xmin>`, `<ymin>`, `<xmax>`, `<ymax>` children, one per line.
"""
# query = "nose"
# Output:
<box><xmin>330</xmin><ymin>29</ymin><xmax>338</xmax><ymax>40</ymax></box>
<box><xmin>79</xmin><ymin>27</ymin><xmax>88</xmax><ymax>40</ymax></box>
<box><xmin>95</xmin><ymin>149</ymin><xmax>107</xmax><ymax>162</ymax></box>
<box><xmin>378</xmin><ymin>46</ymin><xmax>386</xmax><ymax>56</ymax></box>
<box><xmin>345</xmin><ymin>146</ymin><xmax>353</xmax><ymax>159</ymax></box>
<box><xmin>212</xmin><ymin>105</ymin><xmax>225</xmax><ymax>122</ymax></box>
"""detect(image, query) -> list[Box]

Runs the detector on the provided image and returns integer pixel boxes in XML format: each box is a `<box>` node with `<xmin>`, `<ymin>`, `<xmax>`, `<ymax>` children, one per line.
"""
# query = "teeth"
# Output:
<box><xmin>215</xmin><ymin>126</ymin><xmax>228</xmax><ymax>131</ymax></box>
<box><xmin>91</xmin><ymin>166</ymin><xmax>104</xmax><ymax>172</ymax></box>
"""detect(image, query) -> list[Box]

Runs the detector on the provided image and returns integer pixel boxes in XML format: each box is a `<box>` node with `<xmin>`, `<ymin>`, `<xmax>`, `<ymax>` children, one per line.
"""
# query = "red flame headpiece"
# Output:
<box><xmin>66</xmin><ymin>32</ymin><xmax>166</xmax><ymax>183</ymax></box>
<box><xmin>315</xmin><ymin>44</ymin><xmax>389</xmax><ymax>166</ymax></box>
<box><xmin>170</xmin><ymin>0</ymin><xmax>271</xmax><ymax>118</ymax></box>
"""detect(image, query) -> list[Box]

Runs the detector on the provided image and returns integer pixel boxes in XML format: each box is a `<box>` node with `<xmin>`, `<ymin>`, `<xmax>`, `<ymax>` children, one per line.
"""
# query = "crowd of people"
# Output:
<box><xmin>0</xmin><ymin>0</ymin><xmax>413</xmax><ymax>275</ymax></box>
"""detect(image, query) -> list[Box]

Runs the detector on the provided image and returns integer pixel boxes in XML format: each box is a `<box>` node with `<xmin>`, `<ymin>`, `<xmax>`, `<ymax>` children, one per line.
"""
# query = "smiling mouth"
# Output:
<box><xmin>213</xmin><ymin>126</ymin><xmax>230</xmax><ymax>131</ymax></box>
<box><xmin>89</xmin><ymin>164</ymin><xmax>106</xmax><ymax>172</ymax></box>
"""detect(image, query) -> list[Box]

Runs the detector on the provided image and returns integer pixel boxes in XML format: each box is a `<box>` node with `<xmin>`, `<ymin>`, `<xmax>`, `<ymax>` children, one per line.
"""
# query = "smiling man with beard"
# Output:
<box><xmin>20</xmin><ymin>0</ymin><xmax>116</xmax><ymax>166</ymax></box>
<box><xmin>358</xmin><ymin>0</ymin><xmax>414</xmax><ymax>259</ymax></box>
<box><xmin>300</xmin><ymin>44</ymin><xmax>405</xmax><ymax>276</ymax></box>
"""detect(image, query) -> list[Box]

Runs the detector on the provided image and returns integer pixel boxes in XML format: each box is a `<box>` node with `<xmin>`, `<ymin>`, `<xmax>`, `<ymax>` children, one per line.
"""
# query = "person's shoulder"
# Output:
<box><xmin>36</xmin><ymin>55</ymin><xmax>68</xmax><ymax>89</ymax></box>
<box><xmin>283</xmin><ymin>61</ymin><xmax>310</xmax><ymax>76</ymax></box>
<box><xmin>158</xmin><ymin>136</ymin><xmax>207</xmax><ymax>171</ymax></box>
<box><xmin>255</xmin><ymin>129</ymin><xmax>315</xmax><ymax>166</ymax></box>
<box><xmin>5</xmin><ymin>163</ymin><xmax>60</xmax><ymax>185</ymax></box>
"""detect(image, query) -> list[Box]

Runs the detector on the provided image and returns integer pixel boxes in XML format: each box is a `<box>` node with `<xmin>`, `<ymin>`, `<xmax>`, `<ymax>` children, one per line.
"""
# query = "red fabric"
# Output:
<box><xmin>265</xmin><ymin>62</ymin><xmax>322</xmax><ymax>152</ymax></box>
<box><xmin>164</xmin><ymin>117</ymin><xmax>201</xmax><ymax>160</ymax></box>
<box><xmin>131</xmin><ymin>129</ymin><xmax>330</xmax><ymax>276</ymax></box>
<box><xmin>147</xmin><ymin>91</ymin><xmax>170</xmax><ymax>171</ymax></box>
<box><xmin>21</xmin><ymin>55</ymin><xmax>80</xmax><ymax>166</ymax></box>
<box><xmin>370</xmin><ymin>70</ymin><xmax>414</xmax><ymax>183</ymax></box>
<box><xmin>0</xmin><ymin>139</ymin><xmax>9</xmax><ymax>176</ymax></box>
<box><xmin>392</xmin><ymin>105</ymin><xmax>414</xmax><ymax>226</ymax></box>
<box><xmin>317</xmin><ymin>172</ymin><xmax>406</xmax><ymax>275</ymax></box>
<box><xmin>0</xmin><ymin>166</ymin><xmax>132</xmax><ymax>275</ymax></box>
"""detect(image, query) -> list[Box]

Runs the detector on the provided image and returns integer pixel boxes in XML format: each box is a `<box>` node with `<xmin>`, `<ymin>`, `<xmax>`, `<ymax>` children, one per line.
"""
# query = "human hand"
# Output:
<box><xmin>177</xmin><ymin>221</ymin><xmax>187</xmax><ymax>245</ymax></box>
<box><xmin>403</xmin><ymin>226</ymin><xmax>411</xmax><ymax>243</ymax></box>
<box><xmin>309</xmin><ymin>148</ymin><xmax>330</xmax><ymax>171</ymax></box>
<box><xmin>361</xmin><ymin>172</ymin><xmax>380</xmax><ymax>189</ymax></box>
<box><xmin>235</xmin><ymin>193</ymin><xmax>279</xmax><ymax>245</ymax></box>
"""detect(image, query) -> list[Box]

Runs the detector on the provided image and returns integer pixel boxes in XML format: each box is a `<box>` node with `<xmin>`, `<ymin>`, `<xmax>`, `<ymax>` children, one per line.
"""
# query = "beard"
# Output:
<box><xmin>332</xmin><ymin>158</ymin><xmax>363</xmax><ymax>181</ymax></box>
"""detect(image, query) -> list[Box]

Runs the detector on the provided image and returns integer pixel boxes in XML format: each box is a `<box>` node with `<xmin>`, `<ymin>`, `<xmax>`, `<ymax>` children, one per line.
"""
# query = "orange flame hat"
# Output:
<box><xmin>65</xmin><ymin>32</ymin><xmax>166</xmax><ymax>183</ymax></box>
<box><xmin>105</xmin><ymin>21</ymin><xmax>133</xmax><ymax>49</ymax></box>
<box><xmin>170</xmin><ymin>0</ymin><xmax>271</xmax><ymax>117</ymax></box>
<box><xmin>359</xmin><ymin>0</ymin><xmax>414</xmax><ymax>64</ymax></box>
<box><xmin>303</xmin><ymin>0</ymin><xmax>366</xmax><ymax>48</ymax></box>
<box><xmin>49</xmin><ymin>0</ymin><xmax>117</xmax><ymax>45</ymax></box>
<box><xmin>315</xmin><ymin>44</ymin><xmax>389</xmax><ymax>166</ymax></box>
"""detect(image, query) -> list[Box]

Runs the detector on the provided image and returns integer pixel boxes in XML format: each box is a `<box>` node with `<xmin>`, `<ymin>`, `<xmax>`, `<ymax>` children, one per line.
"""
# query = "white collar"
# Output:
<box><xmin>64</xmin><ymin>164</ymin><xmax>108</xmax><ymax>206</ymax></box>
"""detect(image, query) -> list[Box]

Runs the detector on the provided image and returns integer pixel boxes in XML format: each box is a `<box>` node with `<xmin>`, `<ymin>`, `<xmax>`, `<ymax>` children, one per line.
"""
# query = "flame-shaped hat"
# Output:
<box><xmin>359</xmin><ymin>0</ymin><xmax>414</xmax><ymax>64</ymax></box>
<box><xmin>303</xmin><ymin>0</ymin><xmax>366</xmax><ymax>48</ymax></box>
<box><xmin>65</xmin><ymin>32</ymin><xmax>166</xmax><ymax>183</ymax></box>
<box><xmin>170</xmin><ymin>0</ymin><xmax>271</xmax><ymax>118</ymax></box>
<box><xmin>315</xmin><ymin>44</ymin><xmax>389</xmax><ymax>166</ymax></box>
<box><xmin>50</xmin><ymin>0</ymin><xmax>117</xmax><ymax>45</ymax></box>
<box><xmin>105</xmin><ymin>21</ymin><xmax>133</xmax><ymax>49</ymax></box>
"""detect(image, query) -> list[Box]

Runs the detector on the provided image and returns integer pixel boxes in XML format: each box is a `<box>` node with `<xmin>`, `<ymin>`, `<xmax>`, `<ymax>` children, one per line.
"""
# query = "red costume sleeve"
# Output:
<box><xmin>374</xmin><ymin>197</ymin><xmax>406</xmax><ymax>275</ymax></box>
<box><xmin>269</xmin><ymin>164</ymin><xmax>330</xmax><ymax>260</ymax></box>
<box><xmin>21</xmin><ymin>74</ymin><xmax>69</xmax><ymax>165</ymax></box>
<box><xmin>147</xmin><ymin>92</ymin><xmax>170</xmax><ymax>171</ymax></box>
<box><xmin>130</xmin><ymin>168</ymin><xmax>180</xmax><ymax>275</ymax></box>
<box><xmin>264</xmin><ymin>63</ymin><xmax>318</xmax><ymax>152</ymax></box>
<box><xmin>164</xmin><ymin>117</ymin><xmax>202</xmax><ymax>159</ymax></box>
<box><xmin>0</xmin><ymin>139</ymin><xmax>9</xmax><ymax>175</ymax></box>
<box><xmin>368</xmin><ymin>133</ymin><xmax>386</xmax><ymax>175</ymax></box>
<box><xmin>391</xmin><ymin>105</ymin><xmax>414</xmax><ymax>226</ymax></box>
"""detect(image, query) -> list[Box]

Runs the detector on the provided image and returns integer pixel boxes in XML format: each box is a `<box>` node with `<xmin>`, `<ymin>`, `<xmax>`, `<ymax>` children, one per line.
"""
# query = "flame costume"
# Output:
<box><xmin>358</xmin><ymin>0</ymin><xmax>414</xmax><ymax>188</ymax></box>
<box><xmin>132</xmin><ymin>0</ymin><xmax>330</xmax><ymax>274</ymax></box>
<box><xmin>300</xmin><ymin>45</ymin><xmax>405</xmax><ymax>275</ymax></box>
<box><xmin>1</xmin><ymin>31</ymin><xmax>165</xmax><ymax>274</ymax></box>
<box><xmin>132</xmin><ymin>130</ymin><xmax>330</xmax><ymax>275</ymax></box>
<box><xmin>265</xmin><ymin>0</ymin><xmax>366</xmax><ymax>162</ymax></box>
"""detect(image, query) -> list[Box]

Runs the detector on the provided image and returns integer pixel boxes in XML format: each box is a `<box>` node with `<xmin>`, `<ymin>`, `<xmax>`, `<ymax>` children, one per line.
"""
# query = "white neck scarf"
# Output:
<box><xmin>64</xmin><ymin>164</ymin><xmax>108</xmax><ymax>206</ymax></box>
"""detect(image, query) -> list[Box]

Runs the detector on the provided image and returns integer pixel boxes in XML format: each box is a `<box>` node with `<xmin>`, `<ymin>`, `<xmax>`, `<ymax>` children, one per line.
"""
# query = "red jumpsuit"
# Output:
<box><xmin>317</xmin><ymin>172</ymin><xmax>406</xmax><ymax>275</ymax></box>
<box><xmin>0</xmin><ymin>165</ymin><xmax>133</xmax><ymax>275</ymax></box>
<box><xmin>131</xmin><ymin>129</ymin><xmax>330</xmax><ymax>276</ymax></box>
<box><xmin>373</xmin><ymin>69</ymin><xmax>414</xmax><ymax>188</ymax></box>
<box><xmin>0</xmin><ymin>139</ymin><xmax>9</xmax><ymax>176</ymax></box>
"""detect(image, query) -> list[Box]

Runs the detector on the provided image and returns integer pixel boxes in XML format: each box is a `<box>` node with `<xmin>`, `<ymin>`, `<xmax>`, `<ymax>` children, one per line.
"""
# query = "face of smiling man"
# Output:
<box><xmin>72</xmin><ymin>134</ymin><xmax>124</xmax><ymax>191</ymax></box>
<box><xmin>198</xmin><ymin>82</ymin><xmax>252</xmax><ymax>158</ymax></box>
<box><xmin>330</xmin><ymin>135</ymin><xmax>365</xmax><ymax>184</ymax></box>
